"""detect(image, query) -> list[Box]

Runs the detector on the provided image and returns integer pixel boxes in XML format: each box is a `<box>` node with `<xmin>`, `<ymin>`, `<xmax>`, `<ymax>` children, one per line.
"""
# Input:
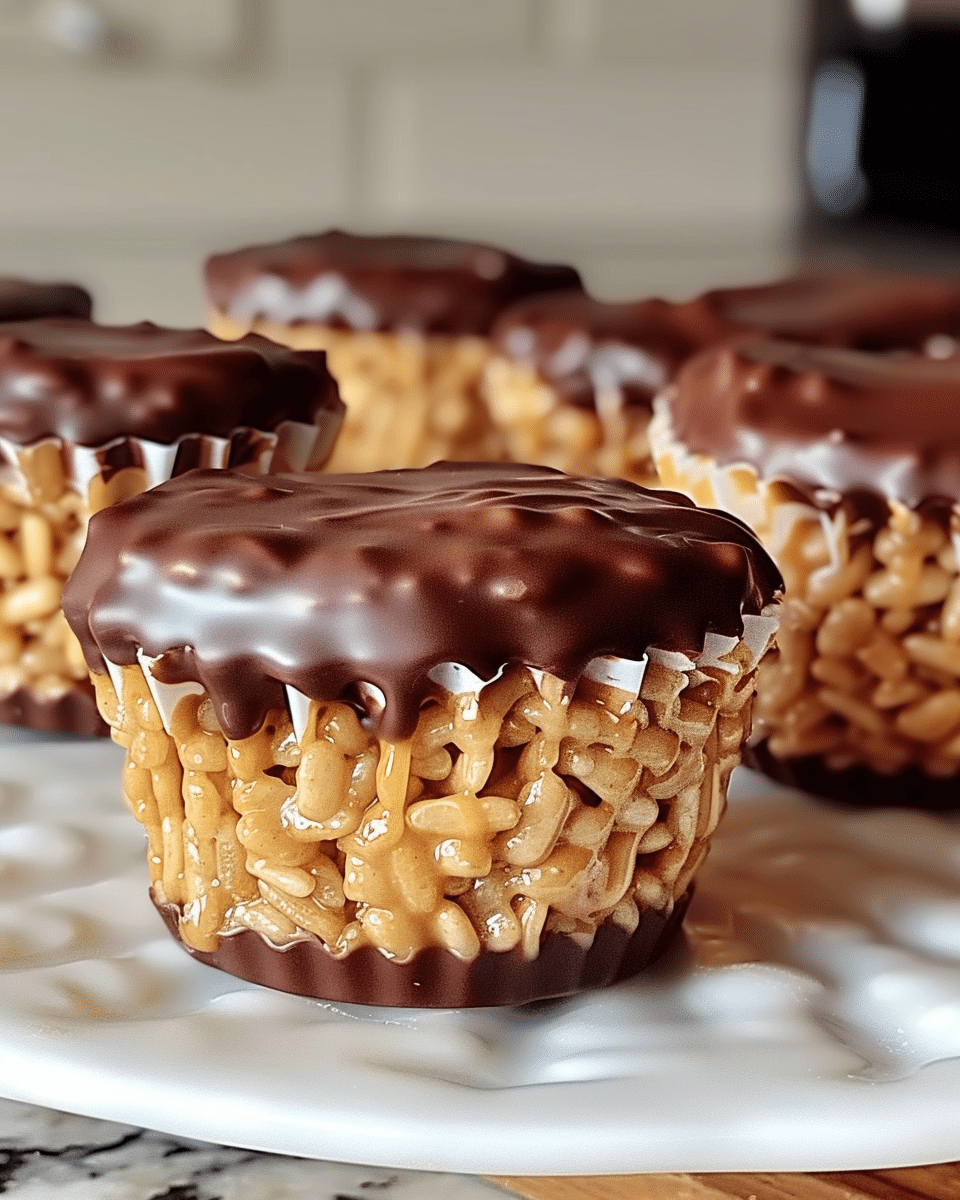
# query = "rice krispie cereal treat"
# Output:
<box><xmin>63</xmin><ymin>463</ymin><xmax>780</xmax><ymax>1007</ymax></box>
<box><xmin>0</xmin><ymin>277</ymin><xmax>92</xmax><ymax>321</ymax></box>
<box><xmin>651</xmin><ymin>338</ymin><xmax>960</xmax><ymax>808</ymax></box>
<box><xmin>204</xmin><ymin>229</ymin><xmax>582</xmax><ymax>473</ymax></box>
<box><xmin>484</xmin><ymin>290</ymin><xmax>732</xmax><ymax>485</ymax></box>
<box><xmin>0</xmin><ymin>319</ymin><xmax>343</xmax><ymax>736</ymax></box>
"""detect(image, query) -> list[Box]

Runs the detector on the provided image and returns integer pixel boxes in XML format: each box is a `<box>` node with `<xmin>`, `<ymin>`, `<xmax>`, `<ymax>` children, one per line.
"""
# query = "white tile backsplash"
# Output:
<box><xmin>368</xmin><ymin>67</ymin><xmax>797</xmax><ymax>226</ymax></box>
<box><xmin>584</xmin><ymin>0</ymin><xmax>800</xmax><ymax>66</ymax></box>
<box><xmin>0</xmin><ymin>0</ymin><xmax>803</xmax><ymax>305</ymax></box>
<box><xmin>272</xmin><ymin>0</ymin><xmax>536</xmax><ymax>66</ymax></box>
<box><xmin>0</xmin><ymin>74</ymin><xmax>350</xmax><ymax>224</ymax></box>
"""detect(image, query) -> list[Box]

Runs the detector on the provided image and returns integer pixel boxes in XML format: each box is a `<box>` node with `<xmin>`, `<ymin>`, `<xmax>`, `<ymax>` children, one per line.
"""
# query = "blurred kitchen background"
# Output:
<box><xmin>0</xmin><ymin>0</ymin><xmax>953</xmax><ymax>323</ymax></box>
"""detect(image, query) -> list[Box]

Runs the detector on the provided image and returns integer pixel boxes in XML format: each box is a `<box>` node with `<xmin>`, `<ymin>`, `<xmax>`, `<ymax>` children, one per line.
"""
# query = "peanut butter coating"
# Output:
<box><xmin>666</xmin><ymin>339</ymin><xmax>960</xmax><ymax>509</ymax></box>
<box><xmin>0</xmin><ymin>319</ymin><xmax>343</xmax><ymax>447</ymax></box>
<box><xmin>204</xmin><ymin>229</ymin><xmax>583</xmax><ymax>334</ymax></box>
<box><xmin>0</xmin><ymin>277</ymin><xmax>92</xmax><ymax>322</ymax></box>
<box><xmin>63</xmin><ymin>463</ymin><xmax>781</xmax><ymax>741</ymax></box>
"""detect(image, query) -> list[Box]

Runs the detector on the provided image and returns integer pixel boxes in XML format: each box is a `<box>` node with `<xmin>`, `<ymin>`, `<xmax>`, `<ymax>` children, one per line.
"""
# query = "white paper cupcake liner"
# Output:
<box><xmin>123</xmin><ymin>610</ymin><xmax>778</xmax><ymax>743</ymax></box>
<box><xmin>0</xmin><ymin>412</ymin><xmax>340</xmax><ymax>507</ymax></box>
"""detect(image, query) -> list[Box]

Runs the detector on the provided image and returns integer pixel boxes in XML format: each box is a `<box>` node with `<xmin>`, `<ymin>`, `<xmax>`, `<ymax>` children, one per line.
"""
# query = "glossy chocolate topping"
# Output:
<box><xmin>204</xmin><ymin>229</ymin><xmax>583</xmax><ymax>335</ymax></box>
<box><xmin>667</xmin><ymin>339</ymin><xmax>960</xmax><ymax>508</ymax></box>
<box><xmin>0</xmin><ymin>277</ymin><xmax>92</xmax><ymax>322</ymax></box>
<box><xmin>703</xmin><ymin>270</ymin><xmax>960</xmax><ymax>350</ymax></box>
<box><xmin>490</xmin><ymin>290</ymin><xmax>734</xmax><ymax>410</ymax></box>
<box><xmin>64</xmin><ymin>463</ymin><xmax>781</xmax><ymax>741</ymax></box>
<box><xmin>0</xmin><ymin>319</ymin><xmax>342</xmax><ymax>447</ymax></box>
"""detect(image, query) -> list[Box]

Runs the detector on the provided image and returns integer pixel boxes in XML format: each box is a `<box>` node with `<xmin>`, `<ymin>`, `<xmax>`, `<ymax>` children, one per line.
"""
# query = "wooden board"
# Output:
<box><xmin>488</xmin><ymin>1163</ymin><xmax>960</xmax><ymax>1199</ymax></box>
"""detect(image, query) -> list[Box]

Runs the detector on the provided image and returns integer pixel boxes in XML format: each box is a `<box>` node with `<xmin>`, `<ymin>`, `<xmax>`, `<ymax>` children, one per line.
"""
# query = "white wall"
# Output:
<box><xmin>0</xmin><ymin>0</ymin><xmax>803</xmax><ymax>322</ymax></box>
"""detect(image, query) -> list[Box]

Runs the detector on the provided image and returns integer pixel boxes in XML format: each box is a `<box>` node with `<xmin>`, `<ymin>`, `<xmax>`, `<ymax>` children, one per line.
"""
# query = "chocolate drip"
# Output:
<box><xmin>490</xmin><ymin>290</ymin><xmax>735</xmax><ymax>411</ymax></box>
<box><xmin>666</xmin><ymin>339</ymin><xmax>960</xmax><ymax>510</ymax></box>
<box><xmin>63</xmin><ymin>463</ymin><xmax>781</xmax><ymax>741</ymax></box>
<box><xmin>204</xmin><ymin>229</ymin><xmax>583</xmax><ymax>335</ymax></box>
<box><xmin>0</xmin><ymin>319</ymin><xmax>343</xmax><ymax>448</ymax></box>
<box><xmin>704</xmin><ymin>270</ymin><xmax>960</xmax><ymax>350</ymax></box>
<box><xmin>0</xmin><ymin>277</ymin><xmax>92</xmax><ymax>322</ymax></box>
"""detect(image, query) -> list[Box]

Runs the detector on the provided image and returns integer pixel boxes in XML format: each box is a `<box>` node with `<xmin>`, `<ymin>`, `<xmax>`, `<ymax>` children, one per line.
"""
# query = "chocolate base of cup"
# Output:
<box><xmin>153</xmin><ymin>889</ymin><xmax>691</xmax><ymax>1009</ymax></box>
<box><xmin>0</xmin><ymin>684</ymin><xmax>107</xmax><ymax>738</ymax></box>
<box><xmin>746</xmin><ymin>739</ymin><xmax>960</xmax><ymax>811</ymax></box>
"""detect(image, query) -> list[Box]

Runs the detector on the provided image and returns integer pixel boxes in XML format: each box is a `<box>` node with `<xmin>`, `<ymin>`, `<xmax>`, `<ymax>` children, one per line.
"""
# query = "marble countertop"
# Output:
<box><xmin>0</xmin><ymin>1097</ymin><xmax>504</xmax><ymax>1199</ymax></box>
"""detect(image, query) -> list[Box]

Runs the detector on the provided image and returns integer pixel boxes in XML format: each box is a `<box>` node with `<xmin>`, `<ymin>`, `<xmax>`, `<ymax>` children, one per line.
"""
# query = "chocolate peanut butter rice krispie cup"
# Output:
<box><xmin>651</xmin><ymin>338</ymin><xmax>960</xmax><ymax>809</ymax></box>
<box><xmin>63</xmin><ymin>462</ymin><xmax>780</xmax><ymax>1007</ymax></box>
<box><xmin>483</xmin><ymin>291</ymin><xmax>733</xmax><ymax>485</ymax></box>
<box><xmin>0</xmin><ymin>276</ymin><xmax>92</xmax><ymax>321</ymax></box>
<box><xmin>479</xmin><ymin>270</ymin><xmax>960</xmax><ymax>488</ymax></box>
<box><xmin>700</xmin><ymin>269</ymin><xmax>960</xmax><ymax>355</ymax></box>
<box><xmin>204</xmin><ymin>229</ymin><xmax>582</xmax><ymax>473</ymax></box>
<box><xmin>0</xmin><ymin>318</ymin><xmax>343</xmax><ymax>736</ymax></box>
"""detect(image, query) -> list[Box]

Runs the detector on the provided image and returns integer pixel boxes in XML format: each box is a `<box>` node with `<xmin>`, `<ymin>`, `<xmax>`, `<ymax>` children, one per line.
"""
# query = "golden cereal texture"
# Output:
<box><xmin>208</xmin><ymin>311</ymin><xmax>505</xmax><ymax>473</ymax></box>
<box><xmin>651</xmin><ymin>400</ymin><xmax>960</xmax><ymax>779</ymax></box>
<box><xmin>95</xmin><ymin>646</ymin><xmax>762</xmax><ymax>964</ymax></box>
<box><xmin>481</xmin><ymin>356</ymin><xmax>656</xmax><ymax>485</ymax></box>
<box><xmin>0</xmin><ymin>443</ymin><xmax>146</xmax><ymax>709</ymax></box>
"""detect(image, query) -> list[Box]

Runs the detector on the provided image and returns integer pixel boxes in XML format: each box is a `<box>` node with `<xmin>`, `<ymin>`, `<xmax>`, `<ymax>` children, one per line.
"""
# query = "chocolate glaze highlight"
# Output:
<box><xmin>0</xmin><ymin>277</ymin><xmax>92</xmax><ymax>322</ymax></box>
<box><xmin>490</xmin><ymin>290</ymin><xmax>734</xmax><ymax>411</ymax></box>
<box><xmin>204</xmin><ymin>229</ymin><xmax>583</xmax><ymax>335</ymax></box>
<box><xmin>666</xmin><ymin>339</ymin><xmax>960</xmax><ymax>510</ymax></box>
<box><xmin>0</xmin><ymin>319</ymin><xmax>343</xmax><ymax>447</ymax></box>
<box><xmin>63</xmin><ymin>462</ymin><xmax>781</xmax><ymax>741</ymax></box>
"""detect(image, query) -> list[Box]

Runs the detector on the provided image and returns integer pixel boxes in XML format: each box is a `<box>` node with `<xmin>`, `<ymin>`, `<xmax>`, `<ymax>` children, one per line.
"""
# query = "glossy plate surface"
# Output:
<box><xmin>2</xmin><ymin>741</ymin><xmax>960</xmax><ymax>1174</ymax></box>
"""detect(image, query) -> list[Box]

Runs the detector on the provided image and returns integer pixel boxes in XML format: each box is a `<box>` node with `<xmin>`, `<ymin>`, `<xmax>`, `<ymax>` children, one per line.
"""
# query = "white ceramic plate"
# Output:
<box><xmin>3</xmin><ymin>741</ymin><xmax>960</xmax><ymax>1175</ymax></box>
